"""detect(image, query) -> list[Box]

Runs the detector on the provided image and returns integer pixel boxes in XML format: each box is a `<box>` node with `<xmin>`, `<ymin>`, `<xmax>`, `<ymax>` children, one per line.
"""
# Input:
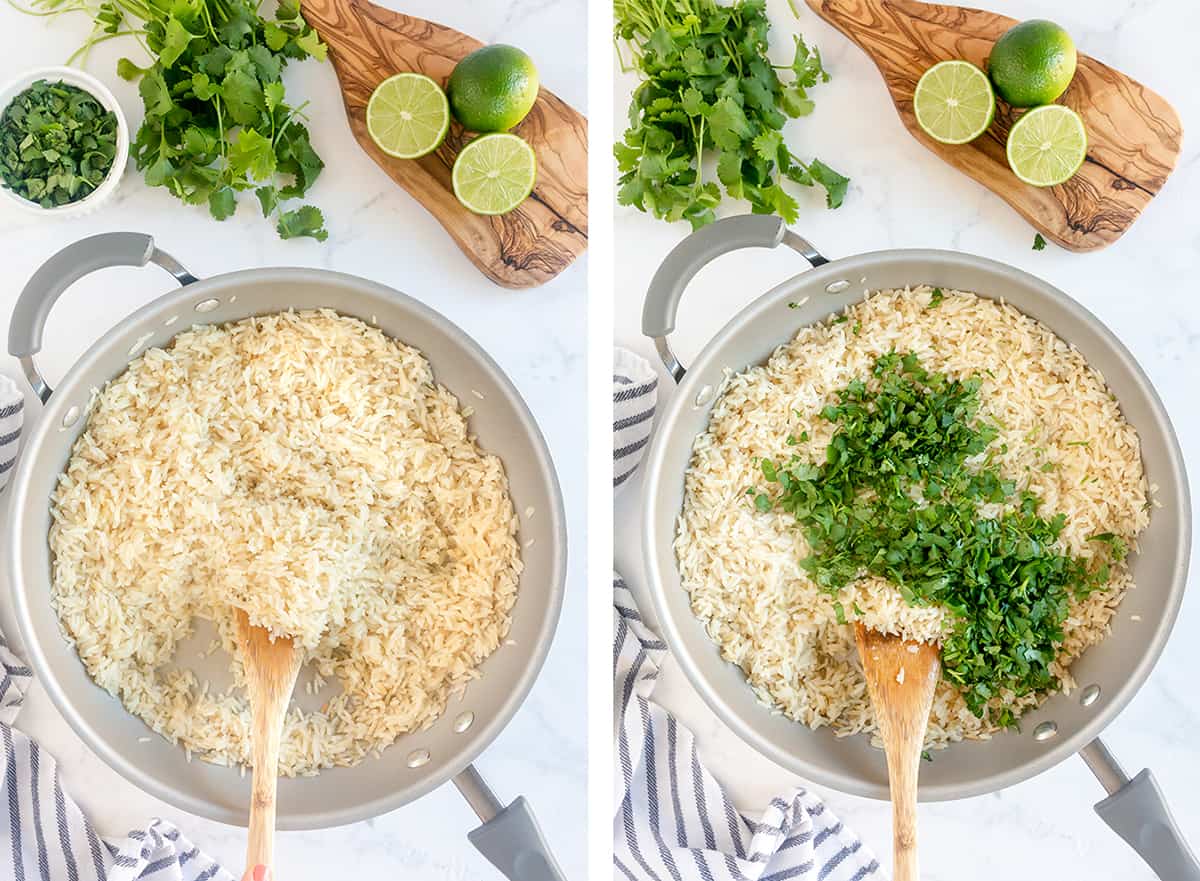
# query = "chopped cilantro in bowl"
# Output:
<box><xmin>0</xmin><ymin>67</ymin><xmax>128</xmax><ymax>215</ymax></box>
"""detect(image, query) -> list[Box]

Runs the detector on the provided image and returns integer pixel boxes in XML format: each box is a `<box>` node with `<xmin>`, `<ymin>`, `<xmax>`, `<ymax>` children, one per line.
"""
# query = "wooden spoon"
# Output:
<box><xmin>234</xmin><ymin>609</ymin><xmax>303</xmax><ymax>875</ymax></box>
<box><xmin>854</xmin><ymin>622</ymin><xmax>941</xmax><ymax>881</ymax></box>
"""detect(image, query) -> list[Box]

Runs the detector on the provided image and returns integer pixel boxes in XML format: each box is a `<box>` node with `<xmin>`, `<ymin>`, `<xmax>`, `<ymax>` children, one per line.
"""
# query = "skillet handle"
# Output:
<box><xmin>453</xmin><ymin>768</ymin><xmax>566</xmax><ymax>881</ymax></box>
<box><xmin>1081</xmin><ymin>739</ymin><xmax>1200</xmax><ymax>880</ymax></box>
<box><xmin>8</xmin><ymin>232</ymin><xmax>198</xmax><ymax>403</ymax></box>
<box><xmin>454</xmin><ymin>765</ymin><xmax>568</xmax><ymax>881</ymax></box>
<box><xmin>641</xmin><ymin>215</ymin><xmax>827</xmax><ymax>382</ymax></box>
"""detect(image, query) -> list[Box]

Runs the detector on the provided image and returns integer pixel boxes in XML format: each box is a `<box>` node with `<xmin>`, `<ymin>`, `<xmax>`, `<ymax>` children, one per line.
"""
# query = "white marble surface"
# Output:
<box><xmin>0</xmin><ymin>0</ymin><xmax>587</xmax><ymax>878</ymax></box>
<box><xmin>614</xmin><ymin>1</ymin><xmax>1199</xmax><ymax>878</ymax></box>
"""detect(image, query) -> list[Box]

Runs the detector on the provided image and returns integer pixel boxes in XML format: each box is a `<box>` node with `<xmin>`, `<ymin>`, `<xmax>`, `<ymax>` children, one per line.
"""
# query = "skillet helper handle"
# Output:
<box><xmin>1081</xmin><ymin>739</ymin><xmax>1200</xmax><ymax>880</ymax></box>
<box><xmin>454</xmin><ymin>765</ymin><xmax>568</xmax><ymax>881</ymax></box>
<box><xmin>641</xmin><ymin>214</ymin><xmax>827</xmax><ymax>382</ymax></box>
<box><xmin>8</xmin><ymin>232</ymin><xmax>197</xmax><ymax>403</ymax></box>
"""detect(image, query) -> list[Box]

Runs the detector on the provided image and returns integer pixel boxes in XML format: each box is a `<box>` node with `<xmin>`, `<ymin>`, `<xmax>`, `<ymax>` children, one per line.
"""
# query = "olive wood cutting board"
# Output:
<box><xmin>300</xmin><ymin>0</ymin><xmax>588</xmax><ymax>288</ymax></box>
<box><xmin>806</xmin><ymin>0</ymin><xmax>1183</xmax><ymax>251</ymax></box>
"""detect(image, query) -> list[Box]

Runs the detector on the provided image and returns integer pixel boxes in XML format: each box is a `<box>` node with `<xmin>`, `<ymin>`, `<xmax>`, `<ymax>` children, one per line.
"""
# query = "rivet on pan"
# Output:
<box><xmin>194</xmin><ymin>298</ymin><xmax>220</xmax><ymax>313</ymax></box>
<box><xmin>406</xmin><ymin>748</ymin><xmax>431</xmax><ymax>768</ymax></box>
<box><xmin>693</xmin><ymin>385</ymin><xmax>714</xmax><ymax>408</ymax></box>
<box><xmin>128</xmin><ymin>332</ymin><xmax>154</xmax><ymax>357</ymax></box>
<box><xmin>453</xmin><ymin>711</ymin><xmax>474</xmax><ymax>733</ymax></box>
<box><xmin>825</xmin><ymin>280</ymin><xmax>851</xmax><ymax>294</ymax></box>
<box><xmin>1033</xmin><ymin>721</ymin><xmax>1058</xmax><ymax>742</ymax></box>
<box><xmin>1080</xmin><ymin>684</ymin><xmax>1101</xmax><ymax>707</ymax></box>
<box><xmin>61</xmin><ymin>406</ymin><xmax>80</xmax><ymax>428</ymax></box>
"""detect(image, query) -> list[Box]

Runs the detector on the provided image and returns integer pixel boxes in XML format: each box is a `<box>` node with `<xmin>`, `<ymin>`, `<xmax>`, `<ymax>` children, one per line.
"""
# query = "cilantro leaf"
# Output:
<box><xmin>277</xmin><ymin>204</ymin><xmax>327</xmax><ymax>240</ymax></box>
<box><xmin>158</xmin><ymin>17</ymin><xmax>196</xmax><ymax>68</ymax></box>
<box><xmin>294</xmin><ymin>29</ymin><xmax>327</xmax><ymax>62</ymax></box>
<box><xmin>1033</xmin><ymin>232</ymin><xmax>1047</xmax><ymax>251</ymax></box>
<box><xmin>208</xmin><ymin>186</ymin><xmax>237</xmax><ymax>220</ymax></box>
<box><xmin>709</xmin><ymin>96</ymin><xmax>752</xmax><ymax>151</ymax></box>
<box><xmin>228</xmin><ymin>128</ymin><xmax>276</xmax><ymax>182</ymax></box>
<box><xmin>752</xmin><ymin>130</ymin><xmax>783</xmax><ymax>164</ymax></box>
<box><xmin>808</xmin><ymin>158</ymin><xmax>849</xmax><ymax>208</ymax></box>
<box><xmin>255</xmin><ymin>184</ymin><xmax>278</xmax><ymax>216</ymax></box>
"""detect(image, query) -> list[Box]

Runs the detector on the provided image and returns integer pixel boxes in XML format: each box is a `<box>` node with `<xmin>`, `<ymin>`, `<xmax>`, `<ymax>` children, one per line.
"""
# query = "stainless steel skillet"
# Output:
<box><xmin>6</xmin><ymin>232</ymin><xmax>569</xmax><ymax>881</ymax></box>
<box><xmin>638</xmin><ymin>215</ymin><xmax>1196</xmax><ymax>879</ymax></box>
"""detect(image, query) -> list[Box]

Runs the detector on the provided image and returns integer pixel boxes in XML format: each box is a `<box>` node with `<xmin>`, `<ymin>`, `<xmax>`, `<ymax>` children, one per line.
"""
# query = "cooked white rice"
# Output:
<box><xmin>676</xmin><ymin>287</ymin><xmax>1148</xmax><ymax>748</ymax></box>
<box><xmin>50</xmin><ymin>309</ymin><xmax>522</xmax><ymax>775</ymax></box>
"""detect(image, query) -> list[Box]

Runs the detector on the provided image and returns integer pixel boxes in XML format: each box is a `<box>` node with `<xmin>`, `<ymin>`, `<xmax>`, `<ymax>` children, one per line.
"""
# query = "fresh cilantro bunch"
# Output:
<box><xmin>757</xmin><ymin>351</ymin><xmax>1126</xmax><ymax>727</ymax></box>
<box><xmin>0</xmin><ymin>79</ymin><xmax>118</xmax><ymax>206</ymax></box>
<box><xmin>22</xmin><ymin>0</ymin><xmax>328</xmax><ymax>239</ymax></box>
<box><xmin>614</xmin><ymin>0</ymin><xmax>848</xmax><ymax>229</ymax></box>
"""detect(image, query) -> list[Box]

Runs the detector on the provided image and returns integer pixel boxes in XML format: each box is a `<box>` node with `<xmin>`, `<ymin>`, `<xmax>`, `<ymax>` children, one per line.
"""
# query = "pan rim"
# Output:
<box><xmin>6</xmin><ymin>266</ymin><xmax>569</xmax><ymax>828</ymax></box>
<box><xmin>640</xmin><ymin>246</ymin><xmax>1192</xmax><ymax>802</ymax></box>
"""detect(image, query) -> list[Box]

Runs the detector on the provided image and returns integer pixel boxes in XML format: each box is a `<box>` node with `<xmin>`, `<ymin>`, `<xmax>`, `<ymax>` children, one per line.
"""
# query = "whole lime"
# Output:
<box><xmin>447</xmin><ymin>45</ymin><xmax>540</xmax><ymax>133</ymax></box>
<box><xmin>987</xmin><ymin>19</ymin><xmax>1077</xmax><ymax>108</ymax></box>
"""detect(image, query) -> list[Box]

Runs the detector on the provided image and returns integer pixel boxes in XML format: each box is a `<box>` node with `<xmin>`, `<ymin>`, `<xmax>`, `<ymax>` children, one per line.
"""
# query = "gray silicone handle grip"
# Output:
<box><xmin>467</xmin><ymin>796</ymin><xmax>568</xmax><ymax>881</ymax></box>
<box><xmin>1095</xmin><ymin>769</ymin><xmax>1200</xmax><ymax>880</ymax></box>
<box><xmin>8</xmin><ymin>232</ymin><xmax>196</xmax><ymax>402</ymax></box>
<box><xmin>8</xmin><ymin>232</ymin><xmax>156</xmax><ymax>358</ymax></box>
<box><xmin>640</xmin><ymin>215</ymin><xmax>827</xmax><ymax>381</ymax></box>
<box><xmin>641</xmin><ymin>214</ymin><xmax>789</xmax><ymax>340</ymax></box>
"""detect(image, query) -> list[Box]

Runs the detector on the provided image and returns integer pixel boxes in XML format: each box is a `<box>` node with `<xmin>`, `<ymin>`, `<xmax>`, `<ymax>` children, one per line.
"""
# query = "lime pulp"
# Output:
<box><xmin>1006</xmin><ymin>104</ymin><xmax>1087</xmax><ymax>187</ymax></box>
<box><xmin>366</xmin><ymin>73</ymin><xmax>450</xmax><ymax>159</ymax></box>
<box><xmin>913</xmin><ymin>60</ymin><xmax>996</xmax><ymax>145</ymax></box>
<box><xmin>451</xmin><ymin>133</ymin><xmax>537</xmax><ymax>215</ymax></box>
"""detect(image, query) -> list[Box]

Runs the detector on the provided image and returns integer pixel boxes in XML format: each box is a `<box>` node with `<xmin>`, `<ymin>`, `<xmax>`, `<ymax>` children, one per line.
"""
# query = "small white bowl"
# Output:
<box><xmin>0</xmin><ymin>65</ymin><xmax>129</xmax><ymax>218</ymax></box>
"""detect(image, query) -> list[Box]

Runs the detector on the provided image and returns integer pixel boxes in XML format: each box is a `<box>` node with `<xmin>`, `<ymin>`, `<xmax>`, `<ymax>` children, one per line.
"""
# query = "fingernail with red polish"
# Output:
<box><xmin>252</xmin><ymin>866</ymin><xmax>268</xmax><ymax>881</ymax></box>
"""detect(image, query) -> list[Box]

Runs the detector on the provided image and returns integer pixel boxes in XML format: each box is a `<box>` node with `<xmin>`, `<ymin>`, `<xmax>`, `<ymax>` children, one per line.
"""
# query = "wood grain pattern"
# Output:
<box><xmin>300</xmin><ymin>0</ymin><xmax>588</xmax><ymax>288</ymax></box>
<box><xmin>854</xmin><ymin>624</ymin><xmax>941</xmax><ymax>881</ymax></box>
<box><xmin>807</xmin><ymin>0</ymin><xmax>1183</xmax><ymax>251</ymax></box>
<box><xmin>235</xmin><ymin>610</ymin><xmax>302</xmax><ymax>874</ymax></box>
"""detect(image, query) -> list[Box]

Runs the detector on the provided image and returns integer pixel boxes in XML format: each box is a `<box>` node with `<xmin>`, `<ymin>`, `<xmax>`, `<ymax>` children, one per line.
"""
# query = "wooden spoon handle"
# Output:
<box><xmin>888</xmin><ymin>735</ymin><xmax>921</xmax><ymax>881</ymax></box>
<box><xmin>853</xmin><ymin>624</ymin><xmax>940</xmax><ymax>881</ymax></box>
<box><xmin>246</xmin><ymin>668</ymin><xmax>291</xmax><ymax>870</ymax></box>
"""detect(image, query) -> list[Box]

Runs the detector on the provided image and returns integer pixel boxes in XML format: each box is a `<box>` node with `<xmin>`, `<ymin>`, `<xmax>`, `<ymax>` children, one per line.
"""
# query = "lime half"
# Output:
<box><xmin>1006</xmin><ymin>104</ymin><xmax>1087</xmax><ymax>187</ymax></box>
<box><xmin>366</xmin><ymin>73</ymin><xmax>450</xmax><ymax>159</ymax></box>
<box><xmin>913</xmin><ymin>60</ymin><xmax>996</xmax><ymax>145</ymax></box>
<box><xmin>452</xmin><ymin>133</ymin><xmax>536</xmax><ymax>215</ymax></box>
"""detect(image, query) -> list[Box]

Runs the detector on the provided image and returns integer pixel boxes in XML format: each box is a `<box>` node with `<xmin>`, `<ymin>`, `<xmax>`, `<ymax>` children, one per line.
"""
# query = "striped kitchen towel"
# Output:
<box><xmin>614</xmin><ymin>348</ymin><xmax>658</xmax><ymax>492</ymax></box>
<box><xmin>0</xmin><ymin>633</ymin><xmax>234</xmax><ymax>880</ymax></box>
<box><xmin>0</xmin><ymin>375</ymin><xmax>23</xmax><ymax>493</ymax></box>
<box><xmin>614</xmin><ymin>576</ymin><xmax>881</xmax><ymax>881</ymax></box>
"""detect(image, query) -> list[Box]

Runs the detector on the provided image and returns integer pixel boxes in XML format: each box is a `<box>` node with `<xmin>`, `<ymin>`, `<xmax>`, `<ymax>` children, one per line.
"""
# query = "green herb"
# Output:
<box><xmin>1040</xmin><ymin>462</ymin><xmax>1056</xmax><ymax>472</ymax></box>
<box><xmin>613</xmin><ymin>0</ymin><xmax>848</xmax><ymax>229</ymax></box>
<box><xmin>0</xmin><ymin>79</ymin><xmax>117</xmax><ymax>207</ymax></box>
<box><xmin>20</xmin><ymin>0</ymin><xmax>327</xmax><ymax>238</ymax></box>
<box><xmin>832</xmin><ymin>314</ymin><xmax>849</xmax><ymax>325</ymax></box>
<box><xmin>921</xmin><ymin>750</ymin><xmax>933</xmax><ymax>762</ymax></box>
<box><xmin>927</xmin><ymin>287</ymin><xmax>944</xmax><ymax>309</ymax></box>
<box><xmin>1032</xmin><ymin>233</ymin><xmax>1047</xmax><ymax>251</ymax></box>
<box><xmin>832</xmin><ymin>602</ymin><xmax>847</xmax><ymax>624</ymax></box>
<box><xmin>757</xmin><ymin>353</ymin><xmax>1125</xmax><ymax>725</ymax></box>
<box><xmin>852</xmin><ymin>601</ymin><xmax>864</xmax><ymax>616</ymax></box>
